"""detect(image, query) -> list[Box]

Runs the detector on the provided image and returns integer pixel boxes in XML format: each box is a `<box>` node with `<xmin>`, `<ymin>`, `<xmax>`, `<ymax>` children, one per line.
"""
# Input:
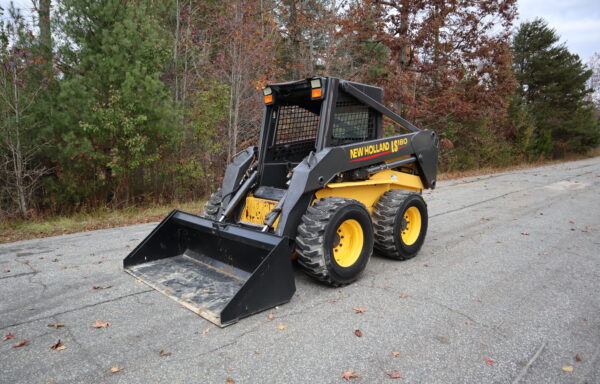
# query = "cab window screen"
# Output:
<box><xmin>275</xmin><ymin>105</ymin><xmax>320</xmax><ymax>144</ymax></box>
<box><xmin>331</xmin><ymin>92</ymin><xmax>375</xmax><ymax>145</ymax></box>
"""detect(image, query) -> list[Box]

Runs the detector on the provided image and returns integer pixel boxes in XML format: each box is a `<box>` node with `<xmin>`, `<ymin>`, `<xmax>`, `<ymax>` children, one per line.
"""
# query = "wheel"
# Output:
<box><xmin>373</xmin><ymin>190</ymin><xmax>428</xmax><ymax>260</ymax></box>
<box><xmin>203</xmin><ymin>189</ymin><xmax>223</xmax><ymax>220</ymax></box>
<box><xmin>296</xmin><ymin>197</ymin><xmax>374</xmax><ymax>286</ymax></box>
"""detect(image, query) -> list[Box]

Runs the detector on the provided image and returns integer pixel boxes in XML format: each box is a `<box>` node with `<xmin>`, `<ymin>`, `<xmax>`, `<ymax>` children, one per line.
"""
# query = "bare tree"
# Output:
<box><xmin>0</xmin><ymin>5</ymin><xmax>49</xmax><ymax>218</ymax></box>
<box><xmin>587</xmin><ymin>53</ymin><xmax>600</xmax><ymax>110</ymax></box>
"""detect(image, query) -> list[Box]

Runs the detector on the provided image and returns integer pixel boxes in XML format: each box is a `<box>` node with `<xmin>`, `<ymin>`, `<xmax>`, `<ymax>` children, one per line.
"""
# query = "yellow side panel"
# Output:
<box><xmin>239</xmin><ymin>195</ymin><xmax>280</xmax><ymax>229</ymax></box>
<box><xmin>315</xmin><ymin>170</ymin><xmax>423</xmax><ymax>213</ymax></box>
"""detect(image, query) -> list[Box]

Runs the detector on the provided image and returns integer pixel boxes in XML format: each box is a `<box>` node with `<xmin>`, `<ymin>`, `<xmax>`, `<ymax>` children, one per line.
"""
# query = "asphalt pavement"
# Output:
<box><xmin>1</xmin><ymin>157</ymin><xmax>599</xmax><ymax>384</ymax></box>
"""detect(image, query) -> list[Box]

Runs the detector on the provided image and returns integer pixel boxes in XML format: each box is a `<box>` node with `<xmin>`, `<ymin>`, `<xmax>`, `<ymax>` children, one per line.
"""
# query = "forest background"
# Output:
<box><xmin>1</xmin><ymin>0</ymin><xmax>599</xmax><ymax>225</ymax></box>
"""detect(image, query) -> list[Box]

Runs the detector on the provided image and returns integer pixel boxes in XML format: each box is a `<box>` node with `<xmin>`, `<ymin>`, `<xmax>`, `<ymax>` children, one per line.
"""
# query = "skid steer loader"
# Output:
<box><xmin>124</xmin><ymin>77</ymin><xmax>438</xmax><ymax>326</ymax></box>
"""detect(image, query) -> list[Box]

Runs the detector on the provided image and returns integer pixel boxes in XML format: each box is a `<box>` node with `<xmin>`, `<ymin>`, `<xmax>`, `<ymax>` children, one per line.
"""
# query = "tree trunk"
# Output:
<box><xmin>38</xmin><ymin>0</ymin><xmax>52</xmax><ymax>63</ymax></box>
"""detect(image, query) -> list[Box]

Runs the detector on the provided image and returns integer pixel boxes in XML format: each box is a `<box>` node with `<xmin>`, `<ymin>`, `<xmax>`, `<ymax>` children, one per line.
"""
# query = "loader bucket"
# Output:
<box><xmin>123</xmin><ymin>210</ymin><xmax>295</xmax><ymax>327</ymax></box>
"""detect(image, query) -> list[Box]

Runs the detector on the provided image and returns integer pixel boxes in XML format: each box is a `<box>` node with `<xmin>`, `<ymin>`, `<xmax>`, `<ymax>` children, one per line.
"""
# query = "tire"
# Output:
<box><xmin>296</xmin><ymin>197</ymin><xmax>374</xmax><ymax>286</ymax></box>
<box><xmin>203</xmin><ymin>189</ymin><xmax>223</xmax><ymax>220</ymax></box>
<box><xmin>373</xmin><ymin>190</ymin><xmax>428</xmax><ymax>260</ymax></box>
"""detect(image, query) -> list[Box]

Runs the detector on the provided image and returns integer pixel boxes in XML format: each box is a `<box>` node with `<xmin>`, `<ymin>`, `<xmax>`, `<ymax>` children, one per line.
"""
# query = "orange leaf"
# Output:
<box><xmin>354</xmin><ymin>329</ymin><xmax>363</xmax><ymax>337</ymax></box>
<box><xmin>51</xmin><ymin>340</ymin><xmax>66</xmax><ymax>351</ymax></box>
<box><xmin>110</xmin><ymin>366</ymin><xmax>123</xmax><ymax>373</ymax></box>
<box><xmin>3</xmin><ymin>332</ymin><xmax>15</xmax><ymax>340</ymax></box>
<box><xmin>226</xmin><ymin>378</ymin><xmax>235</xmax><ymax>383</ymax></box>
<box><xmin>267</xmin><ymin>313</ymin><xmax>274</xmax><ymax>320</ymax></box>
<box><xmin>276</xmin><ymin>324</ymin><xmax>287</xmax><ymax>330</ymax></box>
<box><xmin>91</xmin><ymin>320</ymin><xmax>111</xmax><ymax>328</ymax></box>
<box><xmin>47</xmin><ymin>323</ymin><xmax>65</xmax><ymax>329</ymax></box>
<box><xmin>392</xmin><ymin>351</ymin><xmax>400</xmax><ymax>357</ymax></box>
<box><xmin>352</xmin><ymin>307</ymin><xmax>367</xmax><ymax>313</ymax></box>
<box><xmin>484</xmin><ymin>358</ymin><xmax>495</xmax><ymax>365</ymax></box>
<box><xmin>13</xmin><ymin>339</ymin><xmax>27</xmax><ymax>348</ymax></box>
<box><xmin>341</xmin><ymin>371</ymin><xmax>360</xmax><ymax>380</ymax></box>
<box><xmin>159</xmin><ymin>349</ymin><xmax>171</xmax><ymax>357</ymax></box>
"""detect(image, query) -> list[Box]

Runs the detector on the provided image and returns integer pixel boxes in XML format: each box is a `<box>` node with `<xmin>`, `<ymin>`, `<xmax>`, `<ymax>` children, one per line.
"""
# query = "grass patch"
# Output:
<box><xmin>0</xmin><ymin>201</ymin><xmax>205</xmax><ymax>244</ymax></box>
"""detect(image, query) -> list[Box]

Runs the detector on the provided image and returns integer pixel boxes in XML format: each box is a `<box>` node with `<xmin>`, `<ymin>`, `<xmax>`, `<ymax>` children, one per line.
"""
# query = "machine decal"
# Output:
<box><xmin>349</xmin><ymin>138</ymin><xmax>409</xmax><ymax>162</ymax></box>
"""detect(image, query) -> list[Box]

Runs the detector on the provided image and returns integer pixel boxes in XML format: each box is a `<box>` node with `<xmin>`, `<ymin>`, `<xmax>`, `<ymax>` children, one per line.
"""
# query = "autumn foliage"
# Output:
<box><xmin>0</xmin><ymin>0</ymin><xmax>597</xmax><ymax>219</ymax></box>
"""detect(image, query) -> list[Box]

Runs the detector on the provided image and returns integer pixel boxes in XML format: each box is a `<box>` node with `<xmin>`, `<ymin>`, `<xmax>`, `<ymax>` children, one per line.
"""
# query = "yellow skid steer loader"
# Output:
<box><xmin>124</xmin><ymin>77</ymin><xmax>439</xmax><ymax>326</ymax></box>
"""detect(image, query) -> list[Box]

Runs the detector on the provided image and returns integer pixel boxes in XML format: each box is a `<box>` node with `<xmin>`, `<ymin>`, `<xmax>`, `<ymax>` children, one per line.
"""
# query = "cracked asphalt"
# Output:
<box><xmin>1</xmin><ymin>157</ymin><xmax>599</xmax><ymax>384</ymax></box>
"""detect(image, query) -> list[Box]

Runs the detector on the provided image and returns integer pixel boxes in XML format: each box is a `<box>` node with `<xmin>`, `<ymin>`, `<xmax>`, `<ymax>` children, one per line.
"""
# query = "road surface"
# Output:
<box><xmin>1</xmin><ymin>157</ymin><xmax>599</xmax><ymax>383</ymax></box>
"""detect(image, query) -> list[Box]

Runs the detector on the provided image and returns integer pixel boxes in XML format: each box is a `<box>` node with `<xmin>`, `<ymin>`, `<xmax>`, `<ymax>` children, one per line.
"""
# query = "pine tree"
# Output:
<box><xmin>512</xmin><ymin>19</ymin><xmax>599</xmax><ymax>157</ymax></box>
<box><xmin>53</xmin><ymin>0</ymin><xmax>176</xmax><ymax>206</ymax></box>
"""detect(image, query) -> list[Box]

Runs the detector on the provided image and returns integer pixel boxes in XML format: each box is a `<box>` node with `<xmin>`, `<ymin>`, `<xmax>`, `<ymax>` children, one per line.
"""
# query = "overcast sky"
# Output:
<box><xmin>517</xmin><ymin>0</ymin><xmax>600</xmax><ymax>61</ymax></box>
<box><xmin>1</xmin><ymin>0</ymin><xmax>599</xmax><ymax>61</ymax></box>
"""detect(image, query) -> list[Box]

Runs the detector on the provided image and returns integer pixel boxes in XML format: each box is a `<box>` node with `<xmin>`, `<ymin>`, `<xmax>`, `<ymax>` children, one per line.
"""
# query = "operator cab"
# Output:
<box><xmin>257</xmin><ymin>77</ymin><xmax>383</xmax><ymax>191</ymax></box>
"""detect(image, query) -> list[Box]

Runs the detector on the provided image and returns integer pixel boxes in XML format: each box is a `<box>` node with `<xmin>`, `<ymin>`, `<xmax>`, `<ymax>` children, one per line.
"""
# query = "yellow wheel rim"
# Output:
<box><xmin>332</xmin><ymin>219</ymin><xmax>364</xmax><ymax>267</ymax></box>
<box><xmin>400</xmin><ymin>206</ymin><xmax>422</xmax><ymax>246</ymax></box>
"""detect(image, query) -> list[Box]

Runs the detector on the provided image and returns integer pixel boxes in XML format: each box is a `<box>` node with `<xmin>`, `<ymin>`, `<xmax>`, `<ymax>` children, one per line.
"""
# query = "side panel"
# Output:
<box><xmin>315</xmin><ymin>170</ymin><xmax>424</xmax><ymax>213</ymax></box>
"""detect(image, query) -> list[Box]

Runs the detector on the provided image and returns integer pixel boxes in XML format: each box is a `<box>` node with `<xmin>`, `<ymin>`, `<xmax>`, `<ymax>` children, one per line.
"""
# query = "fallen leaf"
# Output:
<box><xmin>352</xmin><ymin>307</ymin><xmax>367</xmax><ymax>313</ymax></box>
<box><xmin>92</xmin><ymin>261</ymin><xmax>103</xmax><ymax>265</ymax></box>
<box><xmin>51</xmin><ymin>340</ymin><xmax>66</xmax><ymax>351</ymax></box>
<box><xmin>465</xmin><ymin>321</ymin><xmax>474</xmax><ymax>326</ymax></box>
<box><xmin>276</xmin><ymin>324</ymin><xmax>287</xmax><ymax>330</ymax></box>
<box><xmin>13</xmin><ymin>339</ymin><xmax>27</xmax><ymax>348</ymax></box>
<box><xmin>484</xmin><ymin>358</ymin><xmax>495</xmax><ymax>365</ymax></box>
<box><xmin>387</xmin><ymin>370</ymin><xmax>402</xmax><ymax>379</ymax></box>
<box><xmin>267</xmin><ymin>313</ymin><xmax>274</xmax><ymax>320</ymax></box>
<box><xmin>521</xmin><ymin>232</ymin><xmax>529</xmax><ymax>236</ymax></box>
<box><xmin>399</xmin><ymin>294</ymin><xmax>410</xmax><ymax>299</ymax></box>
<box><xmin>47</xmin><ymin>323</ymin><xmax>65</xmax><ymax>329</ymax></box>
<box><xmin>3</xmin><ymin>269</ymin><xmax>10</xmax><ymax>273</ymax></box>
<box><xmin>341</xmin><ymin>371</ymin><xmax>360</xmax><ymax>380</ymax></box>
<box><xmin>200</xmin><ymin>328</ymin><xmax>210</xmax><ymax>335</ymax></box>
<box><xmin>562</xmin><ymin>366</ymin><xmax>573</xmax><ymax>372</ymax></box>
<box><xmin>226</xmin><ymin>378</ymin><xmax>235</xmax><ymax>383</ymax></box>
<box><xmin>3</xmin><ymin>333</ymin><xmax>15</xmax><ymax>340</ymax></box>
<box><xmin>354</xmin><ymin>329</ymin><xmax>363</xmax><ymax>337</ymax></box>
<box><xmin>392</xmin><ymin>351</ymin><xmax>400</xmax><ymax>357</ymax></box>
<box><xmin>159</xmin><ymin>349</ymin><xmax>171</xmax><ymax>357</ymax></box>
<box><xmin>92</xmin><ymin>285</ymin><xmax>112</xmax><ymax>290</ymax></box>
<box><xmin>110</xmin><ymin>366</ymin><xmax>123</xmax><ymax>373</ymax></box>
<box><xmin>569</xmin><ymin>220</ymin><xmax>575</xmax><ymax>224</ymax></box>
<box><xmin>575</xmin><ymin>354</ymin><xmax>582</xmax><ymax>361</ymax></box>
<box><xmin>52</xmin><ymin>259</ymin><xmax>59</xmax><ymax>262</ymax></box>
<box><xmin>91</xmin><ymin>320</ymin><xmax>111</xmax><ymax>328</ymax></box>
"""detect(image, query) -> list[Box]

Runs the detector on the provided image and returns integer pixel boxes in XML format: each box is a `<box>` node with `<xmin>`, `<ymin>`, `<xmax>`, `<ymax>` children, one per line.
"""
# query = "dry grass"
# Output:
<box><xmin>0</xmin><ymin>201</ymin><xmax>206</xmax><ymax>244</ymax></box>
